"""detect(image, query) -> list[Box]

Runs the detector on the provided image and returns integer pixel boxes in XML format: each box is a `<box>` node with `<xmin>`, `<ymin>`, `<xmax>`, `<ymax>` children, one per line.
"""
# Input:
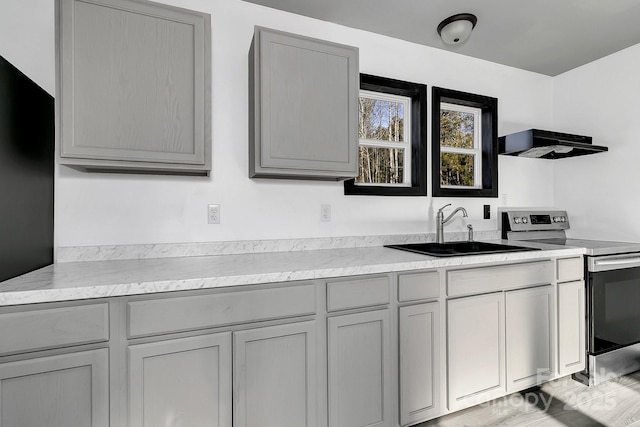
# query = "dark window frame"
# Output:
<box><xmin>344</xmin><ymin>74</ymin><xmax>427</xmax><ymax>196</ymax></box>
<box><xmin>432</xmin><ymin>87</ymin><xmax>498</xmax><ymax>198</ymax></box>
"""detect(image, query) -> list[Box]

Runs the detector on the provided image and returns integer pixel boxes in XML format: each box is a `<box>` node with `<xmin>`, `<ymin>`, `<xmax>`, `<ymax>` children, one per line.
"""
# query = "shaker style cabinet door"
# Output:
<box><xmin>128</xmin><ymin>333</ymin><xmax>232</xmax><ymax>427</ymax></box>
<box><xmin>233</xmin><ymin>321</ymin><xmax>317</xmax><ymax>427</ymax></box>
<box><xmin>447</xmin><ymin>292</ymin><xmax>505</xmax><ymax>411</ymax></box>
<box><xmin>399</xmin><ymin>302</ymin><xmax>440</xmax><ymax>426</ymax></box>
<box><xmin>505</xmin><ymin>285</ymin><xmax>553</xmax><ymax>392</ymax></box>
<box><xmin>57</xmin><ymin>0</ymin><xmax>211</xmax><ymax>174</ymax></box>
<box><xmin>250</xmin><ymin>26</ymin><xmax>359</xmax><ymax>180</ymax></box>
<box><xmin>558</xmin><ymin>280</ymin><xmax>586</xmax><ymax>375</ymax></box>
<box><xmin>327</xmin><ymin>309</ymin><xmax>392</xmax><ymax>427</ymax></box>
<box><xmin>0</xmin><ymin>349</ymin><xmax>109</xmax><ymax>427</ymax></box>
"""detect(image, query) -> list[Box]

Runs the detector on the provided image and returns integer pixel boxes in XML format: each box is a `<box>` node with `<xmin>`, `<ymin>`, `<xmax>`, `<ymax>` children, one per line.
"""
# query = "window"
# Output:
<box><xmin>440</xmin><ymin>103</ymin><xmax>482</xmax><ymax>189</ymax></box>
<box><xmin>357</xmin><ymin>90</ymin><xmax>410</xmax><ymax>186</ymax></box>
<box><xmin>344</xmin><ymin>74</ymin><xmax>427</xmax><ymax>196</ymax></box>
<box><xmin>432</xmin><ymin>87</ymin><xmax>498</xmax><ymax>198</ymax></box>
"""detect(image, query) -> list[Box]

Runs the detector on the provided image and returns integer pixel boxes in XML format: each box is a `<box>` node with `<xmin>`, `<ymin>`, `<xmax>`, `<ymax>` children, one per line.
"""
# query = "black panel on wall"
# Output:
<box><xmin>0</xmin><ymin>55</ymin><xmax>54</xmax><ymax>282</ymax></box>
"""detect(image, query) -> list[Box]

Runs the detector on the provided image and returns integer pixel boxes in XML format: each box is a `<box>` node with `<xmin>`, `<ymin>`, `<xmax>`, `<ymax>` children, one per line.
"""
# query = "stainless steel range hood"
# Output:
<box><xmin>499</xmin><ymin>129</ymin><xmax>608</xmax><ymax>159</ymax></box>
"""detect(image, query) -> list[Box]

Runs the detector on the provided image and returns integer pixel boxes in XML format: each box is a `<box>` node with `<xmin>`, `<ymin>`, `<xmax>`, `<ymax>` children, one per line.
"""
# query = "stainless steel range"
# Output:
<box><xmin>501</xmin><ymin>209</ymin><xmax>640</xmax><ymax>386</ymax></box>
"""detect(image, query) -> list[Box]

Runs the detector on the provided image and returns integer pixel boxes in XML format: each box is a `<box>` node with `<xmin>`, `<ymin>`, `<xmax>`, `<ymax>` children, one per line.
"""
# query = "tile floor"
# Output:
<box><xmin>419</xmin><ymin>371</ymin><xmax>640</xmax><ymax>426</ymax></box>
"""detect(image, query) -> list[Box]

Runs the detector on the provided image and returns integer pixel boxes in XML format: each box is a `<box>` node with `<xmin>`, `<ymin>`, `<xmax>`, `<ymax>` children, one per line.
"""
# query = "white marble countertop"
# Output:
<box><xmin>0</xmin><ymin>240</ymin><xmax>585</xmax><ymax>306</ymax></box>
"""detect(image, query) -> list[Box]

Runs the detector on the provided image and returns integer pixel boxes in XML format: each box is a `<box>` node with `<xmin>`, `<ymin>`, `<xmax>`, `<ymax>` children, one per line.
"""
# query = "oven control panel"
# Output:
<box><xmin>502</xmin><ymin>210</ymin><xmax>570</xmax><ymax>232</ymax></box>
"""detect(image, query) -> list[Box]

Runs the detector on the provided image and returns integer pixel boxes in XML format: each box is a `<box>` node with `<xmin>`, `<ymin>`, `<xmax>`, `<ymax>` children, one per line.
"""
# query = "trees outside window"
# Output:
<box><xmin>356</xmin><ymin>91</ymin><xmax>409</xmax><ymax>186</ymax></box>
<box><xmin>432</xmin><ymin>87</ymin><xmax>498</xmax><ymax>198</ymax></box>
<box><xmin>345</xmin><ymin>74</ymin><xmax>427</xmax><ymax>196</ymax></box>
<box><xmin>439</xmin><ymin>103</ymin><xmax>482</xmax><ymax>189</ymax></box>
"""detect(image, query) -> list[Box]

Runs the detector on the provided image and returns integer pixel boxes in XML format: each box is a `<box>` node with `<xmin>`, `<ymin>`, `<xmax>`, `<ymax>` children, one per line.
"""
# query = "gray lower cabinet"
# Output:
<box><xmin>448</xmin><ymin>284</ymin><xmax>555</xmax><ymax>411</ymax></box>
<box><xmin>234</xmin><ymin>321</ymin><xmax>317</xmax><ymax>427</ymax></box>
<box><xmin>250</xmin><ymin>26</ymin><xmax>359</xmax><ymax>180</ymax></box>
<box><xmin>558</xmin><ymin>280</ymin><xmax>586</xmax><ymax>375</ymax></box>
<box><xmin>128</xmin><ymin>333</ymin><xmax>232</xmax><ymax>427</ymax></box>
<box><xmin>0</xmin><ymin>302</ymin><xmax>109</xmax><ymax>355</ymax></box>
<box><xmin>399</xmin><ymin>302</ymin><xmax>440</xmax><ymax>426</ymax></box>
<box><xmin>327</xmin><ymin>309</ymin><xmax>392</xmax><ymax>427</ymax></box>
<box><xmin>447</xmin><ymin>293</ymin><xmax>505</xmax><ymax>411</ymax></box>
<box><xmin>505</xmin><ymin>285</ymin><xmax>553</xmax><ymax>392</ymax></box>
<box><xmin>0</xmin><ymin>258</ymin><xmax>586</xmax><ymax>426</ymax></box>
<box><xmin>0</xmin><ymin>348</ymin><xmax>109</xmax><ymax>427</ymax></box>
<box><xmin>57</xmin><ymin>0</ymin><xmax>211</xmax><ymax>175</ymax></box>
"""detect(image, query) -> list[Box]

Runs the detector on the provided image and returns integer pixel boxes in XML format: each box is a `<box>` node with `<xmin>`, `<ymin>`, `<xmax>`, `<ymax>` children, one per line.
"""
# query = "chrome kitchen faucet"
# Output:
<box><xmin>436</xmin><ymin>204</ymin><xmax>468</xmax><ymax>244</ymax></box>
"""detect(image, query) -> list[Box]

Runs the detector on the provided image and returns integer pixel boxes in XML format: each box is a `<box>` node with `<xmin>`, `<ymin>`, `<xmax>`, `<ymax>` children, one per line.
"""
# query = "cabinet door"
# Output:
<box><xmin>506</xmin><ymin>285</ymin><xmax>553</xmax><ymax>392</ymax></box>
<box><xmin>234</xmin><ymin>321</ymin><xmax>317</xmax><ymax>427</ymax></box>
<box><xmin>399</xmin><ymin>302</ymin><xmax>440</xmax><ymax>426</ymax></box>
<box><xmin>250</xmin><ymin>27</ymin><xmax>358</xmax><ymax>180</ymax></box>
<box><xmin>129</xmin><ymin>333</ymin><xmax>232</xmax><ymax>427</ymax></box>
<box><xmin>447</xmin><ymin>293</ymin><xmax>505</xmax><ymax>411</ymax></box>
<box><xmin>58</xmin><ymin>0</ymin><xmax>211</xmax><ymax>174</ymax></box>
<box><xmin>558</xmin><ymin>280</ymin><xmax>586</xmax><ymax>375</ymax></box>
<box><xmin>0</xmin><ymin>348</ymin><xmax>108</xmax><ymax>427</ymax></box>
<box><xmin>328</xmin><ymin>310</ymin><xmax>392</xmax><ymax>427</ymax></box>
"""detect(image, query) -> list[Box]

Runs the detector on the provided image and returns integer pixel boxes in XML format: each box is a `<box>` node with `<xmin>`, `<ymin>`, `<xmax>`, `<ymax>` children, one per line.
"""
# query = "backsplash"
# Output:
<box><xmin>56</xmin><ymin>230</ymin><xmax>501</xmax><ymax>262</ymax></box>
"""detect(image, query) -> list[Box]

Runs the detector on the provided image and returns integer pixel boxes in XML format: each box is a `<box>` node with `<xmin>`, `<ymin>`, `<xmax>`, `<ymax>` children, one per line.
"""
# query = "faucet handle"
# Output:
<box><xmin>467</xmin><ymin>224</ymin><xmax>474</xmax><ymax>242</ymax></box>
<box><xmin>438</xmin><ymin>203</ymin><xmax>452</xmax><ymax>214</ymax></box>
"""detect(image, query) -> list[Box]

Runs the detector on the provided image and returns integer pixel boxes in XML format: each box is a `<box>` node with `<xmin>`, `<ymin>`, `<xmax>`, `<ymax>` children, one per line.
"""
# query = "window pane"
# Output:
<box><xmin>356</xmin><ymin>146</ymin><xmax>405</xmax><ymax>184</ymax></box>
<box><xmin>440</xmin><ymin>109</ymin><xmax>474</xmax><ymax>148</ymax></box>
<box><xmin>359</xmin><ymin>97</ymin><xmax>405</xmax><ymax>143</ymax></box>
<box><xmin>440</xmin><ymin>152</ymin><xmax>474</xmax><ymax>187</ymax></box>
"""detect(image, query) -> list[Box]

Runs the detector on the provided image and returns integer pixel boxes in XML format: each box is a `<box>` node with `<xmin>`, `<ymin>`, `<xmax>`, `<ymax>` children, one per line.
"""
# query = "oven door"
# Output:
<box><xmin>588</xmin><ymin>254</ymin><xmax>640</xmax><ymax>355</ymax></box>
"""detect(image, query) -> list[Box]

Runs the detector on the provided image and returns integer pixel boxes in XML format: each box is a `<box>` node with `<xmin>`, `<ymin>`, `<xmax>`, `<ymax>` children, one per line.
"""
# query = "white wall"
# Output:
<box><xmin>0</xmin><ymin>0</ymin><xmax>55</xmax><ymax>95</ymax></box>
<box><xmin>2</xmin><ymin>0</ymin><xmax>556</xmax><ymax>247</ymax></box>
<box><xmin>553</xmin><ymin>43</ymin><xmax>640</xmax><ymax>241</ymax></box>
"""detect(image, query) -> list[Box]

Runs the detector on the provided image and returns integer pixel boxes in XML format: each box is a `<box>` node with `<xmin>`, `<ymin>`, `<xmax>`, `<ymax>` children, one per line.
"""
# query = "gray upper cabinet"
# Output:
<box><xmin>57</xmin><ymin>0</ymin><xmax>211</xmax><ymax>175</ymax></box>
<box><xmin>250</xmin><ymin>26</ymin><xmax>359</xmax><ymax>180</ymax></box>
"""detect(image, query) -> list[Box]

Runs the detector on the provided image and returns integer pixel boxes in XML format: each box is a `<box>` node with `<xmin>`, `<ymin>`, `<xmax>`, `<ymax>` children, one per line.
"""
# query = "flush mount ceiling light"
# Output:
<box><xmin>437</xmin><ymin>13</ymin><xmax>477</xmax><ymax>45</ymax></box>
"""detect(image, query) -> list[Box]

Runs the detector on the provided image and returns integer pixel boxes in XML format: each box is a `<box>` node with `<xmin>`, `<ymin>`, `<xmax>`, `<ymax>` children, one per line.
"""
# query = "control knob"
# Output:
<box><xmin>521</xmin><ymin>217</ymin><xmax>529</xmax><ymax>224</ymax></box>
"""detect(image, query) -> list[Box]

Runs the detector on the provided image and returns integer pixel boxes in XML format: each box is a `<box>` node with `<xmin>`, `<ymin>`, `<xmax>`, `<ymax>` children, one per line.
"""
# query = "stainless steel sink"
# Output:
<box><xmin>385</xmin><ymin>241</ymin><xmax>540</xmax><ymax>257</ymax></box>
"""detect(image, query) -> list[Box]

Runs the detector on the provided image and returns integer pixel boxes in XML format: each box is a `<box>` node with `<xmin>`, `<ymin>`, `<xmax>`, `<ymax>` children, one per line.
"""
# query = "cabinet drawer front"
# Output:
<box><xmin>326</xmin><ymin>276</ymin><xmax>390</xmax><ymax>312</ymax></box>
<box><xmin>128</xmin><ymin>284</ymin><xmax>316</xmax><ymax>338</ymax></box>
<box><xmin>0</xmin><ymin>303</ymin><xmax>109</xmax><ymax>355</ymax></box>
<box><xmin>447</xmin><ymin>261</ymin><xmax>553</xmax><ymax>297</ymax></box>
<box><xmin>557</xmin><ymin>257</ymin><xmax>584</xmax><ymax>282</ymax></box>
<box><xmin>398</xmin><ymin>271</ymin><xmax>439</xmax><ymax>302</ymax></box>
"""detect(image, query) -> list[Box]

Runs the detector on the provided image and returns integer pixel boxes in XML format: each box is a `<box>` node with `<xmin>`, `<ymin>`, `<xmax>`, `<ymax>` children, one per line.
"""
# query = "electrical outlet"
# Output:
<box><xmin>320</xmin><ymin>204</ymin><xmax>331</xmax><ymax>222</ymax></box>
<box><xmin>208</xmin><ymin>204</ymin><xmax>220</xmax><ymax>224</ymax></box>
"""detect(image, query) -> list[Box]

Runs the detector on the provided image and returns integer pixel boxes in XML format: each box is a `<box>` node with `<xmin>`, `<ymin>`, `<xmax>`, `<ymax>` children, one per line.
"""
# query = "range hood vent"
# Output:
<box><xmin>499</xmin><ymin>129</ymin><xmax>608</xmax><ymax>159</ymax></box>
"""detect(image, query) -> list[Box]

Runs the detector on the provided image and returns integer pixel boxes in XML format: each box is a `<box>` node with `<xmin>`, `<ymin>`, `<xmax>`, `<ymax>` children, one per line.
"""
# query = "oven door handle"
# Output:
<box><xmin>590</xmin><ymin>256</ymin><xmax>640</xmax><ymax>272</ymax></box>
